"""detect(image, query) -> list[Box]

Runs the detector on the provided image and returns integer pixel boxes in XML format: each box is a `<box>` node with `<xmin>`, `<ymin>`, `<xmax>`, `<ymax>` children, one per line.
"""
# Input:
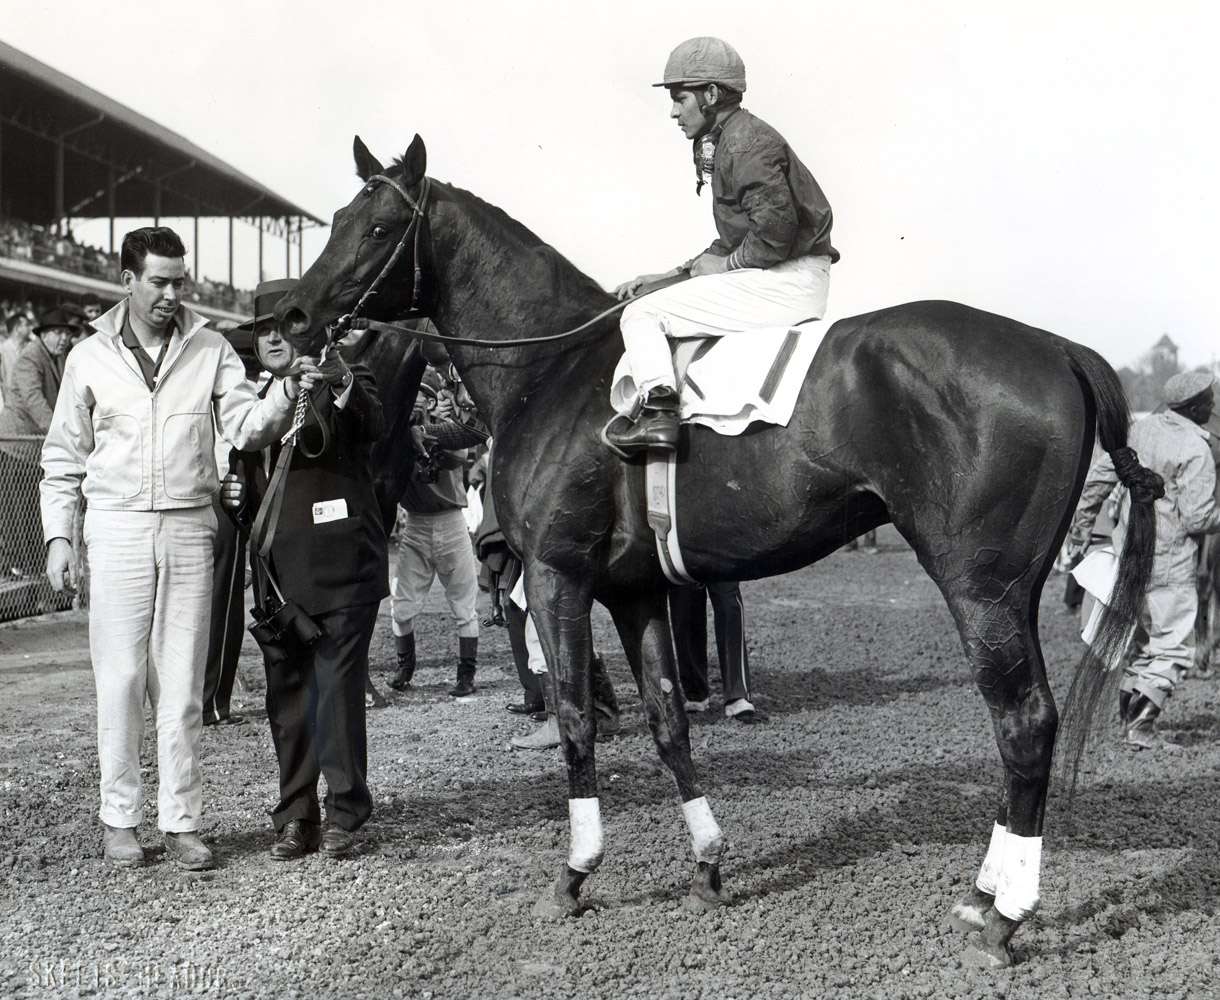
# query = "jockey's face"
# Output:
<box><xmin>669</xmin><ymin>86</ymin><xmax>717</xmax><ymax>140</ymax></box>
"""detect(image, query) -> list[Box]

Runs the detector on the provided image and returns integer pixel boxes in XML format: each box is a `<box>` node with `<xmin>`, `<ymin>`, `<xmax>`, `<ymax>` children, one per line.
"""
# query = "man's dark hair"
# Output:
<box><xmin>5</xmin><ymin>313</ymin><xmax>28</xmax><ymax>335</ymax></box>
<box><xmin>120</xmin><ymin>227</ymin><xmax>186</xmax><ymax>277</ymax></box>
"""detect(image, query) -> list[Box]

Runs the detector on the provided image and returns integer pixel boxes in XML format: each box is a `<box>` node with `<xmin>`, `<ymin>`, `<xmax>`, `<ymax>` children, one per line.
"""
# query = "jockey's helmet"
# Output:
<box><xmin>654</xmin><ymin>37</ymin><xmax>747</xmax><ymax>93</ymax></box>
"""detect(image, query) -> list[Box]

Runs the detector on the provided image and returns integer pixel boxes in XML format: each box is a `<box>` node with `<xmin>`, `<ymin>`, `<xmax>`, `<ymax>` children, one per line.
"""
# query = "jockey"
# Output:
<box><xmin>609</xmin><ymin>37</ymin><xmax>839</xmax><ymax>455</ymax></box>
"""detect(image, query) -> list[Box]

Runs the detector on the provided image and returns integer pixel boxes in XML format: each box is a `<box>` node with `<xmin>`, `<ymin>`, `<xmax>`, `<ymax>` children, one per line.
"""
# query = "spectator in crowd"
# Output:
<box><xmin>0</xmin><ymin>308</ymin><xmax>79</xmax><ymax>576</ymax></box>
<box><xmin>1069</xmin><ymin>371</ymin><xmax>1220</xmax><ymax>749</ymax></box>
<box><xmin>388</xmin><ymin>366</ymin><xmax>488</xmax><ymax>697</ymax></box>
<box><xmin>40</xmin><ymin>227</ymin><xmax>304</xmax><ymax>871</ymax></box>
<box><xmin>0</xmin><ymin>311</ymin><xmax>33</xmax><ymax>408</ymax></box>
<box><xmin>221</xmin><ymin>278</ymin><xmax>388</xmax><ymax>860</ymax></box>
<box><xmin>669</xmin><ymin>582</ymin><xmax>755</xmax><ymax>721</ymax></box>
<box><xmin>80</xmin><ymin>293</ymin><xmax>104</xmax><ymax>322</ymax></box>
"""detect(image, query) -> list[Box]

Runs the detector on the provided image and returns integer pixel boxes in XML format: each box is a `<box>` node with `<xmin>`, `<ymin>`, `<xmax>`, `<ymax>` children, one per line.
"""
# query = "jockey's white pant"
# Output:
<box><xmin>390</xmin><ymin>507</ymin><xmax>480</xmax><ymax>639</ymax></box>
<box><xmin>84</xmin><ymin>506</ymin><xmax>216</xmax><ymax>833</ymax></box>
<box><xmin>619</xmin><ymin>254</ymin><xmax>833</xmax><ymax>394</ymax></box>
<box><xmin>1121</xmin><ymin>583</ymin><xmax>1197</xmax><ymax>708</ymax></box>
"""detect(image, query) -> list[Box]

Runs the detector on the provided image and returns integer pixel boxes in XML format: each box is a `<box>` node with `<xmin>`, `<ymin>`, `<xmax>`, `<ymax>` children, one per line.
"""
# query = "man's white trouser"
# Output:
<box><xmin>391</xmin><ymin>507</ymin><xmax>480</xmax><ymax>638</ymax></box>
<box><xmin>619</xmin><ymin>254</ymin><xmax>833</xmax><ymax>393</ymax></box>
<box><xmin>84</xmin><ymin>506</ymin><xmax>216</xmax><ymax>832</ymax></box>
<box><xmin>1122</xmin><ymin>584</ymin><xmax>1197</xmax><ymax>708</ymax></box>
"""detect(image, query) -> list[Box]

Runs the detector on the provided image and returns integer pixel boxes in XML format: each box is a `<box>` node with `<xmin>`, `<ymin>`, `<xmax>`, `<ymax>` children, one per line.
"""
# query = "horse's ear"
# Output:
<box><xmin>353</xmin><ymin>136</ymin><xmax>384</xmax><ymax>182</ymax></box>
<box><xmin>401</xmin><ymin>135</ymin><xmax>427</xmax><ymax>184</ymax></box>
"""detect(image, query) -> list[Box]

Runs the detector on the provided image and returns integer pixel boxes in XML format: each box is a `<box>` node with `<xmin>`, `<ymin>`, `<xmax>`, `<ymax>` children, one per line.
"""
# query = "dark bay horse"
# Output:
<box><xmin>277</xmin><ymin>135</ymin><xmax>1162</xmax><ymax>968</ymax></box>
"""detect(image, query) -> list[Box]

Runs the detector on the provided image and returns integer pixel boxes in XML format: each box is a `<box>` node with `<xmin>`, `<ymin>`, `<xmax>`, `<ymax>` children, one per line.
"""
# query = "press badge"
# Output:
<box><xmin>312</xmin><ymin>499</ymin><xmax>348</xmax><ymax>524</ymax></box>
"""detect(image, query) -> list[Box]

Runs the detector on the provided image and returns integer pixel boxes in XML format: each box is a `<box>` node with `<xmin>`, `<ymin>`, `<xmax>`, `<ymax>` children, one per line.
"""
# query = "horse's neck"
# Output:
<box><xmin>426</xmin><ymin>193</ymin><xmax>619</xmax><ymax>434</ymax></box>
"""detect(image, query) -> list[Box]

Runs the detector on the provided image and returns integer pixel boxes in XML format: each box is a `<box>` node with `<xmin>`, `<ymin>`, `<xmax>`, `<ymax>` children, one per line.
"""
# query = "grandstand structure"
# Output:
<box><xmin>0</xmin><ymin>39</ymin><xmax>324</xmax><ymax>621</ymax></box>
<box><xmin>0</xmin><ymin>38</ymin><xmax>323</xmax><ymax>322</ymax></box>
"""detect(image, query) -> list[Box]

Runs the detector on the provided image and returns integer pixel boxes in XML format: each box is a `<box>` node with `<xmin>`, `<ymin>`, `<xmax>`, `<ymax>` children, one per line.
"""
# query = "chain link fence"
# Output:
<box><xmin>0</xmin><ymin>436</ymin><xmax>84</xmax><ymax>623</ymax></box>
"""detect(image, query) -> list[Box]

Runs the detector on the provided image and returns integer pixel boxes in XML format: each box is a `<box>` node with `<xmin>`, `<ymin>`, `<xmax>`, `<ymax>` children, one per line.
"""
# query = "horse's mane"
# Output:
<box><xmin>391</xmin><ymin>156</ymin><xmax>613</xmax><ymax>311</ymax></box>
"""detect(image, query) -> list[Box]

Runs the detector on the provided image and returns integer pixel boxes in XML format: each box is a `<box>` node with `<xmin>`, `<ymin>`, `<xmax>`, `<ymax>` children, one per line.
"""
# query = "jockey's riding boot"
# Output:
<box><xmin>1124</xmin><ymin>694</ymin><xmax>1178</xmax><ymax>751</ymax></box>
<box><xmin>591</xmin><ymin>652</ymin><xmax>622</xmax><ymax>738</ymax></box>
<box><xmin>448</xmin><ymin>637</ymin><xmax>478</xmax><ymax>697</ymax></box>
<box><xmin>390</xmin><ymin>633</ymin><xmax>416</xmax><ymax>691</ymax></box>
<box><xmin>606</xmin><ymin>385</ymin><xmax>680</xmax><ymax>455</ymax></box>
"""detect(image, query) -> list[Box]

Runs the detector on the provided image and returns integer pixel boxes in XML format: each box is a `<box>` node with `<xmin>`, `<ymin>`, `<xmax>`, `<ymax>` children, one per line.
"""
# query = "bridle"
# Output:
<box><xmin>326</xmin><ymin>173</ymin><xmax>432</xmax><ymax>348</ymax></box>
<box><xmin>321</xmin><ymin>173</ymin><xmax>686</xmax><ymax>351</ymax></box>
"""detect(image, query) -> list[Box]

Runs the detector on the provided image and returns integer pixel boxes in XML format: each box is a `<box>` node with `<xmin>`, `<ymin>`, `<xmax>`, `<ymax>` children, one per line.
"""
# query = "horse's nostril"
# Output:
<box><xmin>281</xmin><ymin>307</ymin><xmax>311</xmax><ymax>336</ymax></box>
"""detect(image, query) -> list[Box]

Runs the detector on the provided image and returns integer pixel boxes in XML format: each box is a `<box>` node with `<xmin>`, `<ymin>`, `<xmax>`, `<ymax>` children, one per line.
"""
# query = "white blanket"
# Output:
<box><xmin>609</xmin><ymin>322</ymin><xmax>826</xmax><ymax>435</ymax></box>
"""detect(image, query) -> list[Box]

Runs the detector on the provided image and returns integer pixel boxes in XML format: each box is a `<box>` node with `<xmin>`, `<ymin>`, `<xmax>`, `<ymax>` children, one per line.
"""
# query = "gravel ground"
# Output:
<box><xmin>2</xmin><ymin>525</ymin><xmax>1219</xmax><ymax>1000</ymax></box>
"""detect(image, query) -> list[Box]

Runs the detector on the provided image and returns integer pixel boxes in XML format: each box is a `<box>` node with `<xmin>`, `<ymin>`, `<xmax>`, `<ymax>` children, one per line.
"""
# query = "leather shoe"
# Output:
<box><xmin>102</xmin><ymin>823</ymin><xmax>145</xmax><ymax>868</ymax></box>
<box><xmin>270</xmin><ymin>819</ymin><xmax>321</xmax><ymax>861</ymax></box>
<box><xmin>320</xmin><ymin>825</ymin><xmax>356</xmax><ymax>857</ymax></box>
<box><xmin>605</xmin><ymin>386</ymin><xmax>680</xmax><ymax>455</ymax></box>
<box><xmin>163</xmin><ymin>831</ymin><xmax>215</xmax><ymax>871</ymax></box>
<box><xmin>506</xmin><ymin>699</ymin><xmax>545</xmax><ymax>715</ymax></box>
<box><xmin>203</xmin><ymin>713</ymin><xmax>246</xmax><ymax>727</ymax></box>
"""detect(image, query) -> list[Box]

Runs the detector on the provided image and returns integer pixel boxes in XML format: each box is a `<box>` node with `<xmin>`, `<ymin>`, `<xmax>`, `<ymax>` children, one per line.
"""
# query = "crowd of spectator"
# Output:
<box><xmin>0</xmin><ymin>216</ymin><xmax>253</xmax><ymax>314</ymax></box>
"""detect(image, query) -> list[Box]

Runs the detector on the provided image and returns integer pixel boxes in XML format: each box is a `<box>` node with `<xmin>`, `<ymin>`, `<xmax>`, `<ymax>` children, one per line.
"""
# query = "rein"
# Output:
<box><xmin>326</xmin><ymin>172</ymin><xmax>687</xmax><ymax>350</ymax></box>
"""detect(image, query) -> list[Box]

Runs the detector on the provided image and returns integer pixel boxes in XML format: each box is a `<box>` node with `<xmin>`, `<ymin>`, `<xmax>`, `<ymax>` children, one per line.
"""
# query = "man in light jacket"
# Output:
<box><xmin>40</xmin><ymin>227</ymin><xmax>313</xmax><ymax>870</ymax></box>
<box><xmin>1070</xmin><ymin>371</ymin><xmax>1220</xmax><ymax>749</ymax></box>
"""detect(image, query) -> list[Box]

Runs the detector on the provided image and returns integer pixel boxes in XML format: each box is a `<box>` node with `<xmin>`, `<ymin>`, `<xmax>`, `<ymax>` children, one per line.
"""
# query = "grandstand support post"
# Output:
<box><xmin>107</xmin><ymin>168</ymin><xmax>116</xmax><ymax>254</ymax></box>
<box><xmin>55</xmin><ymin>138</ymin><xmax>64</xmax><ymax>234</ymax></box>
<box><xmin>154</xmin><ymin>179</ymin><xmax>161</xmax><ymax>227</ymax></box>
<box><xmin>194</xmin><ymin>214</ymin><xmax>200</xmax><ymax>281</ymax></box>
<box><xmin>228</xmin><ymin>217</ymin><xmax>234</xmax><ymax>288</ymax></box>
<box><xmin>285</xmin><ymin>216</ymin><xmax>290</xmax><ymax>277</ymax></box>
<box><xmin>298</xmin><ymin>217</ymin><xmax>304</xmax><ymax>277</ymax></box>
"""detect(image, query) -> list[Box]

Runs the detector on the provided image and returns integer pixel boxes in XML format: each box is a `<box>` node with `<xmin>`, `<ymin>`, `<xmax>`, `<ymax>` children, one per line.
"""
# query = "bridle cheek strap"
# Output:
<box><xmin>332</xmin><ymin>174</ymin><xmax>432</xmax><ymax>346</ymax></box>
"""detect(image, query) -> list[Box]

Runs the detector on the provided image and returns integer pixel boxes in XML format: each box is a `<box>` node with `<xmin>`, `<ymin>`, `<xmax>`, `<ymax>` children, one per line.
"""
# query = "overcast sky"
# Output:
<box><xmin>4</xmin><ymin>1</ymin><xmax>1218</xmax><ymax>370</ymax></box>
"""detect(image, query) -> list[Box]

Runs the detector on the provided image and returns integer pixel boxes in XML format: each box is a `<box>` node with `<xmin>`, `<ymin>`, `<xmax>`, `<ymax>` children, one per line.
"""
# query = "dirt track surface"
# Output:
<box><xmin>3</xmin><ymin>525</ymin><xmax>1219</xmax><ymax>1000</ymax></box>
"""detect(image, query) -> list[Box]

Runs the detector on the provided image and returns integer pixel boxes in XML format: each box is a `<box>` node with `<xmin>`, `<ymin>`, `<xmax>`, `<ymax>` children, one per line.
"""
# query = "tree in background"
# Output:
<box><xmin>1118</xmin><ymin>334</ymin><xmax>1218</xmax><ymax>413</ymax></box>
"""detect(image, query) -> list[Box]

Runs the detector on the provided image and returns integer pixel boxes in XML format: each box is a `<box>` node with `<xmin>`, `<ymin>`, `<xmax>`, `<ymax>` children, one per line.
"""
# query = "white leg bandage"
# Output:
<box><xmin>682</xmin><ymin>797</ymin><xmax>725</xmax><ymax>863</ymax></box>
<box><xmin>994</xmin><ymin>833</ymin><xmax>1042</xmax><ymax>921</ymax></box>
<box><xmin>567</xmin><ymin>798</ymin><xmax>604</xmax><ymax>873</ymax></box>
<box><xmin>975</xmin><ymin>822</ymin><xmax>1007</xmax><ymax>895</ymax></box>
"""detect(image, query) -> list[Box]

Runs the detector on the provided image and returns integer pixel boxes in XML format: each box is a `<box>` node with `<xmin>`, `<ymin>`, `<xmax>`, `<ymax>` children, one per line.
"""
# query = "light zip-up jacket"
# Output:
<box><xmin>1071</xmin><ymin>409</ymin><xmax>1220</xmax><ymax>587</ymax></box>
<box><xmin>40</xmin><ymin>300</ymin><xmax>295</xmax><ymax>543</ymax></box>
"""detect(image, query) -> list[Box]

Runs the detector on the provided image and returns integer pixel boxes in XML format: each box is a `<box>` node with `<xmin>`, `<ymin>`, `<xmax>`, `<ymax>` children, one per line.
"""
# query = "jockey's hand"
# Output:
<box><xmin>689</xmin><ymin>252</ymin><xmax>729</xmax><ymax>277</ymax></box>
<box><xmin>296</xmin><ymin>356</ymin><xmax>348</xmax><ymax>390</ymax></box>
<box><xmin>615</xmin><ymin>272</ymin><xmax>672</xmax><ymax>300</ymax></box>
<box><xmin>220</xmin><ymin>473</ymin><xmax>246</xmax><ymax>512</ymax></box>
<box><xmin>45</xmin><ymin>537</ymin><xmax>76</xmax><ymax>595</ymax></box>
<box><xmin>281</xmin><ymin>369</ymin><xmax>323</xmax><ymax>399</ymax></box>
<box><xmin>433</xmin><ymin>393</ymin><xmax>456</xmax><ymax>421</ymax></box>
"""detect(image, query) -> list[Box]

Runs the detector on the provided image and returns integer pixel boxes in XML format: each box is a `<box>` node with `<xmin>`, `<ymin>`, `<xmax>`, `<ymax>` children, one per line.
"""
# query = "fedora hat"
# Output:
<box><xmin>235</xmin><ymin>277</ymin><xmax>298</xmax><ymax>332</ymax></box>
<box><xmin>34</xmin><ymin>306</ymin><xmax>83</xmax><ymax>334</ymax></box>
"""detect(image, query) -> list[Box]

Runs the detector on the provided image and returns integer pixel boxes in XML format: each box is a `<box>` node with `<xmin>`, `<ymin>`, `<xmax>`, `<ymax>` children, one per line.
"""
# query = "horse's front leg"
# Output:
<box><xmin>606</xmin><ymin>590</ymin><xmax>731</xmax><ymax>912</ymax></box>
<box><xmin>523</xmin><ymin>562</ymin><xmax>601</xmax><ymax>918</ymax></box>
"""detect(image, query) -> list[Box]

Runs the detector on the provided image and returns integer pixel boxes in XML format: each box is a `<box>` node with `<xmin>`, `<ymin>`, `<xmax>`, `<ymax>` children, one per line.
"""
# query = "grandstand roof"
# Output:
<box><xmin>0</xmin><ymin>39</ymin><xmax>322</xmax><ymax>225</ymax></box>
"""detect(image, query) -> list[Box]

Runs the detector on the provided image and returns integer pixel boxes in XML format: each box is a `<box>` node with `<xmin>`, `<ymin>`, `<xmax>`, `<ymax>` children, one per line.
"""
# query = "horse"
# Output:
<box><xmin>275</xmin><ymin>134</ymin><xmax>1163</xmax><ymax>969</ymax></box>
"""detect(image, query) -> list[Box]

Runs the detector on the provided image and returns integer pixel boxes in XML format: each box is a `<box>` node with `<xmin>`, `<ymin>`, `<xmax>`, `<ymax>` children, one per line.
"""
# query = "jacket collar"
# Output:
<box><xmin>1160</xmin><ymin>408</ymin><xmax>1210</xmax><ymax>440</ymax></box>
<box><xmin>90</xmin><ymin>299</ymin><xmax>210</xmax><ymax>344</ymax></box>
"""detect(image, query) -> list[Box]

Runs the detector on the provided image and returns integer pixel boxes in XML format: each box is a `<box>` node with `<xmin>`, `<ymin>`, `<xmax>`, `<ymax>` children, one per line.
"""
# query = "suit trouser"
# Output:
<box><xmin>264</xmin><ymin>601</ymin><xmax>378</xmax><ymax>833</ymax></box>
<box><xmin>1121</xmin><ymin>583</ymin><xmax>1197</xmax><ymax>709</ymax></box>
<box><xmin>84</xmin><ymin>506</ymin><xmax>216</xmax><ymax>832</ymax></box>
<box><xmin>202</xmin><ymin>503</ymin><xmax>246</xmax><ymax>723</ymax></box>
<box><xmin>390</xmin><ymin>507</ymin><xmax>479</xmax><ymax>640</ymax></box>
<box><xmin>669</xmin><ymin>582</ymin><xmax>751</xmax><ymax>704</ymax></box>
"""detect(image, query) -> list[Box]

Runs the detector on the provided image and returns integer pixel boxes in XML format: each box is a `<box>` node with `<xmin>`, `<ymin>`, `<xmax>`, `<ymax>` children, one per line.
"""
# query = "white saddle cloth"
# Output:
<box><xmin>610</xmin><ymin>322</ymin><xmax>826</xmax><ymax>436</ymax></box>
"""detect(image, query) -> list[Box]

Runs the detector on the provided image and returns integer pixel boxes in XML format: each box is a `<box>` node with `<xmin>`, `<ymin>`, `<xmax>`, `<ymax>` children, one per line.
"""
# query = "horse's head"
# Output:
<box><xmin>277</xmin><ymin>134</ymin><xmax>429</xmax><ymax>356</ymax></box>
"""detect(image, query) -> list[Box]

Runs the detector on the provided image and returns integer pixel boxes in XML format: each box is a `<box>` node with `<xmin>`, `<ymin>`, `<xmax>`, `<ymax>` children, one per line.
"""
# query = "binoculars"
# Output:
<box><xmin>248</xmin><ymin>596</ymin><xmax>325</xmax><ymax>667</ymax></box>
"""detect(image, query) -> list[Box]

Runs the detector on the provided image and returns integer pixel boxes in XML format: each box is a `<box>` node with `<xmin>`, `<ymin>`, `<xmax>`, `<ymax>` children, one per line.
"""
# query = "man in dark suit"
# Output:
<box><xmin>222</xmin><ymin>279</ymin><xmax>389</xmax><ymax>860</ymax></box>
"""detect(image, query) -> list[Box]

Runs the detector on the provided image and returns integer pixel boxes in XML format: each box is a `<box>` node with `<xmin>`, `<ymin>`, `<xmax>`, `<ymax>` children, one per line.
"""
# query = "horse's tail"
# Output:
<box><xmin>1054</xmin><ymin>341</ymin><xmax>1165</xmax><ymax>797</ymax></box>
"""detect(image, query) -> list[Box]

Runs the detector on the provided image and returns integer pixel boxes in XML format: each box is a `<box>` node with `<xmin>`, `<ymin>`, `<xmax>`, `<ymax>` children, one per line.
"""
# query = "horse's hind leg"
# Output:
<box><xmin>605</xmin><ymin>590</ymin><xmax>731</xmax><ymax>911</ymax></box>
<box><xmin>938</xmin><ymin>585</ymin><xmax>1058</xmax><ymax>969</ymax></box>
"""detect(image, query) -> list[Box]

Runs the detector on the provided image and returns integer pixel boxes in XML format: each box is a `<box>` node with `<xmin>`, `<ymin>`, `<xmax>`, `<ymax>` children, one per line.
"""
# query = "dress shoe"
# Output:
<box><xmin>270</xmin><ymin>819</ymin><xmax>321</xmax><ymax>861</ymax></box>
<box><xmin>725</xmin><ymin>698</ymin><xmax>756</xmax><ymax>721</ymax></box>
<box><xmin>366</xmin><ymin>679</ymin><xmax>389</xmax><ymax>710</ymax></box>
<box><xmin>102</xmin><ymin>823</ymin><xmax>145</xmax><ymax>868</ymax></box>
<box><xmin>320</xmin><ymin>825</ymin><xmax>356</xmax><ymax>857</ymax></box>
<box><xmin>163</xmin><ymin>831</ymin><xmax>215</xmax><ymax>871</ymax></box>
<box><xmin>506</xmin><ymin>699</ymin><xmax>545</xmax><ymax>715</ymax></box>
<box><xmin>203</xmin><ymin>713</ymin><xmax>246</xmax><ymax>727</ymax></box>
<box><xmin>511</xmin><ymin>715</ymin><xmax>560</xmax><ymax>750</ymax></box>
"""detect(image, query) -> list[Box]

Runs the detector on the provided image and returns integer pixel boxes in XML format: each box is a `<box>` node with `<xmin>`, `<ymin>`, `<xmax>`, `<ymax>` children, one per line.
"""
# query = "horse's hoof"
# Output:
<box><xmin>948</xmin><ymin>901</ymin><xmax>989</xmax><ymax>933</ymax></box>
<box><xmin>961</xmin><ymin>932</ymin><xmax>1013</xmax><ymax>969</ymax></box>
<box><xmin>683</xmin><ymin>885</ymin><xmax>731</xmax><ymax>913</ymax></box>
<box><xmin>532</xmin><ymin>891</ymin><xmax>581</xmax><ymax>920</ymax></box>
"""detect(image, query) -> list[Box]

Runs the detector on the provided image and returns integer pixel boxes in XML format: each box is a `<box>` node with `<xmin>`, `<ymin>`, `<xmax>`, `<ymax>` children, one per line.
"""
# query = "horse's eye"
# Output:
<box><xmin>371</xmin><ymin>225</ymin><xmax>390</xmax><ymax>239</ymax></box>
